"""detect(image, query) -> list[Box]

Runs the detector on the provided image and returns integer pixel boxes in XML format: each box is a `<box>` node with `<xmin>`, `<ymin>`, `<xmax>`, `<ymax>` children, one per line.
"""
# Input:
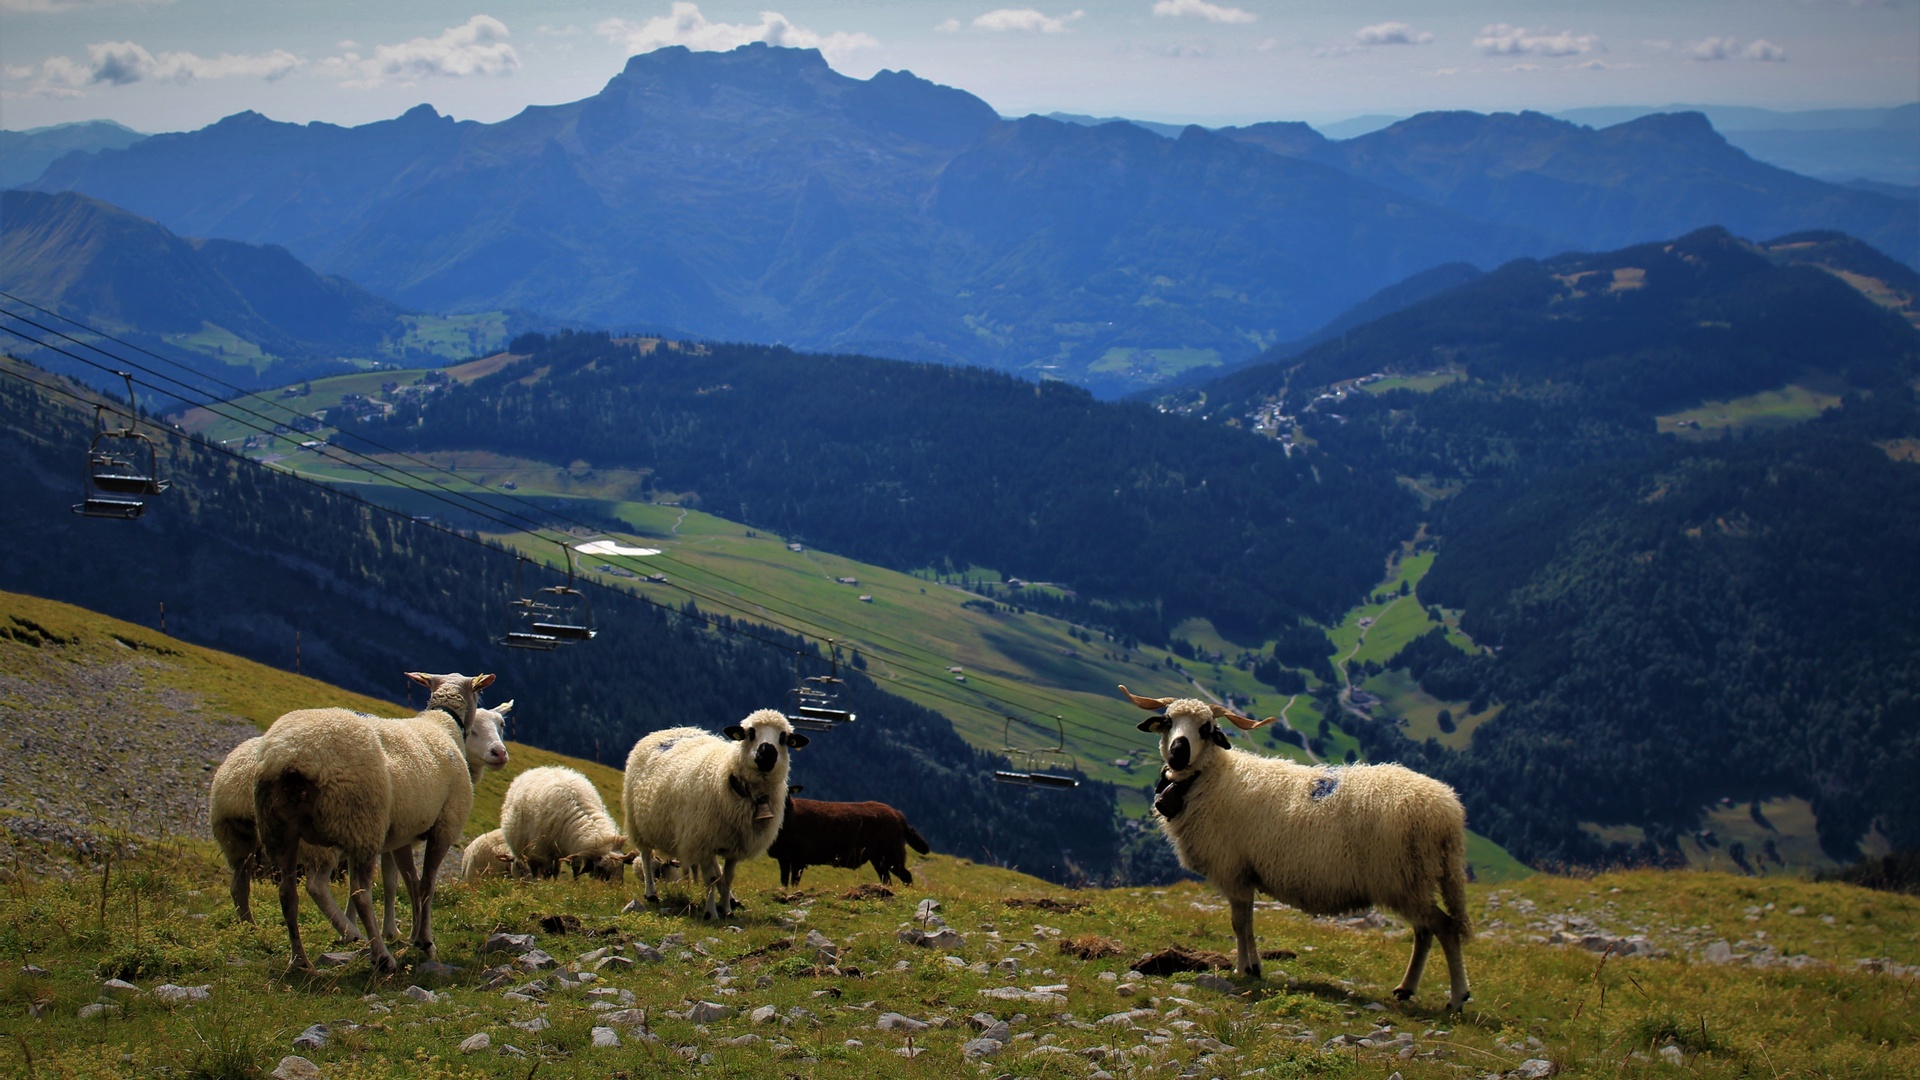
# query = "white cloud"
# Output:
<box><xmin>1691</xmin><ymin>36</ymin><xmax>1789</xmax><ymax>62</ymax></box>
<box><xmin>971</xmin><ymin>8</ymin><xmax>1085</xmax><ymax>33</ymax></box>
<box><xmin>1314</xmin><ymin>44</ymin><xmax>1360</xmax><ymax>58</ymax></box>
<box><xmin>1151</xmin><ymin>0</ymin><xmax>1255</xmax><ymax>24</ymax></box>
<box><xmin>17</xmin><ymin>38</ymin><xmax>300</xmax><ymax>96</ymax></box>
<box><xmin>1474</xmin><ymin>23</ymin><xmax>1605</xmax><ymax>57</ymax></box>
<box><xmin>596</xmin><ymin>3</ymin><xmax>878</xmax><ymax>62</ymax></box>
<box><xmin>935</xmin><ymin>18</ymin><xmax>962</xmax><ymax>32</ymax></box>
<box><xmin>320</xmin><ymin>16</ymin><xmax>519</xmax><ymax>88</ymax></box>
<box><xmin>1355</xmin><ymin>21</ymin><xmax>1433</xmax><ymax>46</ymax></box>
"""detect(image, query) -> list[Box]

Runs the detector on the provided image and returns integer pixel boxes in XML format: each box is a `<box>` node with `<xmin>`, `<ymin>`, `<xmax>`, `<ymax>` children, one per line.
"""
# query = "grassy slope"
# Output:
<box><xmin>163</xmin><ymin>361</ymin><xmax>1529</xmax><ymax>872</ymax></box>
<box><xmin>5</xmin><ymin>592</ymin><xmax>1919</xmax><ymax>1078</ymax></box>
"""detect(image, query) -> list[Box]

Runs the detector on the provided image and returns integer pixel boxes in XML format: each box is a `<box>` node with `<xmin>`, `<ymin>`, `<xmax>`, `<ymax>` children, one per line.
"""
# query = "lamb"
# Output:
<box><xmin>210</xmin><ymin>701</ymin><xmax>512</xmax><ymax>939</ymax></box>
<box><xmin>500</xmin><ymin>765</ymin><xmax>637</xmax><ymax>881</ymax></box>
<box><xmin>1120</xmin><ymin>685</ymin><xmax>1473</xmax><ymax>1010</ymax></box>
<box><xmin>253</xmin><ymin>671</ymin><xmax>496</xmax><ymax>972</ymax></box>
<box><xmin>622</xmin><ymin>709</ymin><xmax>807</xmax><ymax>918</ymax></box>
<box><xmin>461</xmin><ymin>828</ymin><xmax>525</xmax><ymax>881</ymax></box>
<box><xmin>766</xmin><ymin>786</ymin><xmax>931</xmax><ymax>887</ymax></box>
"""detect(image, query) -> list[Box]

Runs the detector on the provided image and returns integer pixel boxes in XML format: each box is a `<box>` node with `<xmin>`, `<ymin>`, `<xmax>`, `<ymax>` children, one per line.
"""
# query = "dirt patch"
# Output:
<box><xmin>1004</xmin><ymin>896</ymin><xmax>1090</xmax><ymax>913</ymax></box>
<box><xmin>1260</xmin><ymin>947</ymin><xmax>1299</xmax><ymax>961</ymax></box>
<box><xmin>1059</xmin><ymin>934</ymin><xmax>1125</xmax><ymax>960</ymax></box>
<box><xmin>1130</xmin><ymin>946</ymin><xmax>1233</xmax><ymax>975</ymax></box>
<box><xmin>842</xmin><ymin>883</ymin><xmax>894</xmax><ymax>901</ymax></box>
<box><xmin>772</xmin><ymin>890</ymin><xmax>809</xmax><ymax>904</ymax></box>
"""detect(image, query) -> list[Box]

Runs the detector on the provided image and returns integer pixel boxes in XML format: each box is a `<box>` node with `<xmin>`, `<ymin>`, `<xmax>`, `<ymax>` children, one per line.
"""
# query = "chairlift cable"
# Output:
<box><xmin>0</xmin><ymin>319</ymin><xmax>1142</xmax><ymax>756</ymax></box>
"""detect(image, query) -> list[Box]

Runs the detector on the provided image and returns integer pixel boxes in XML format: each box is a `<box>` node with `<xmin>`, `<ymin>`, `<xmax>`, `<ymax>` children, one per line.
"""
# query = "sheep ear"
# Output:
<box><xmin>473</xmin><ymin>673</ymin><xmax>497</xmax><ymax>691</ymax></box>
<box><xmin>622</xmin><ymin>851</ymin><xmax>640</xmax><ymax>864</ymax></box>
<box><xmin>1137</xmin><ymin>715</ymin><xmax>1169</xmax><ymax>733</ymax></box>
<box><xmin>406</xmin><ymin>671</ymin><xmax>433</xmax><ymax>687</ymax></box>
<box><xmin>724</xmin><ymin>724</ymin><xmax>747</xmax><ymax>741</ymax></box>
<box><xmin>787</xmin><ymin>784</ymin><xmax>804</xmax><ymax>795</ymax></box>
<box><xmin>785</xmin><ymin>732</ymin><xmax>810</xmax><ymax>749</ymax></box>
<box><xmin>495</xmin><ymin>700</ymin><xmax>515</xmax><ymax>716</ymax></box>
<box><xmin>494</xmin><ymin>852</ymin><xmax>514</xmax><ymax>862</ymax></box>
<box><xmin>1208</xmin><ymin>727</ymin><xmax>1233</xmax><ymax>750</ymax></box>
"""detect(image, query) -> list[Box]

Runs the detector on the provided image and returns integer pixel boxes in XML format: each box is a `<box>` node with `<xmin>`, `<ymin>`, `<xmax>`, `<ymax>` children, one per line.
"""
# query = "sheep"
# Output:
<box><xmin>500</xmin><ymin>765</ymin><xmax>637</xmax><ymax>881</ymax></box>
<box><xmin>461</xmin><ymin>828</ymin><xmax>527</xmax><ymax>881</ymax></box>
<box><xmin>210</xmin><ymin>701</ymin><xmax>512</xmax><ymax>939</ymax></box>
<box><xmin>1119</xmin><ymin>685</ymin><xmax>1473</xmax><ymax>1010</ymax></box>
<box><xmin>622</xmin><ymin>709</ymin><xmax>807</xmax><ymax>919</ymax></box>
<box><xmin>766</xmin><ymin>786</ymin><xmax>931</xmax><ymax>887</ymax></box>
<box><xmin>253</xmin><ymin>671</ymin><xmax>496</xmax><ymax>972</ymax></box>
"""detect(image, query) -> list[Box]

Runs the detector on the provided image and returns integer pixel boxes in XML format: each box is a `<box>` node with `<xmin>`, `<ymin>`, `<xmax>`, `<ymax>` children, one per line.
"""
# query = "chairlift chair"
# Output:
<box><xmin>993</xmin><ymin>714</ymin><xmax>1081</xmax><ymax>789</ymax></box>
<box><xmin>498</xmin><ymin>544</ymin><xmax>597</xmax><ymax>650</ymax></box>
<box><xmin>73</xmin><ymin>372</ymin><xmax>170</xmax><ymax>520</ymax></box>
<box><xmin>789</xmin><ymin>643</ymin><xmax>856</xmax><ymax>731</ymax></box>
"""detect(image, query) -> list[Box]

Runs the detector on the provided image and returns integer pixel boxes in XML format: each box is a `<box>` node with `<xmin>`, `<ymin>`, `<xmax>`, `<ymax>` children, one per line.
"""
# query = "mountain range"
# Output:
<box><xmin>19</xmin><ymin>44</ymin><xmax>1916</xmax><ymax>395</ymax></box>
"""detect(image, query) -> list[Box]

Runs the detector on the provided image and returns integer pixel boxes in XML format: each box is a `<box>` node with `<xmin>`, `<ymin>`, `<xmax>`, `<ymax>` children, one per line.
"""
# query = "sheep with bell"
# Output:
<box><xmin>622</xmin><ymin>709</ymin><xmax>806</xmax><ymax>919</ymax></box>
<box><xmin>1119</xmin><ymin>684</ymin><xmax>1473</xmax><ymax>1011</ymax></box>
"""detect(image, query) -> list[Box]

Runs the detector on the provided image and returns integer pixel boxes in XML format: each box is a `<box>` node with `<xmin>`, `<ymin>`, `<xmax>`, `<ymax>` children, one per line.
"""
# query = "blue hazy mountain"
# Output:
<box><xmin>0</xmin><ymin>119</ymin><xmax>147</xmax><ymax>190</ymax></box>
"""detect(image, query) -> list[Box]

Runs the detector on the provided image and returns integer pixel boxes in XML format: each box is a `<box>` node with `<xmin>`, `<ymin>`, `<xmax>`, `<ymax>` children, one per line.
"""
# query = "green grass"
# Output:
<box><xmin>383</xmin><ymin>313</ymin><xmax>514</xmax><ymax>360</ymax></box>
<box><xmin>162</xmin><ymin>323</ymin><xmax>277</xmax><ymax>374</ymax></box>
<box><xmin>1088</xmin><ymin>347</ymin><xmax>1222</xmax><ymax>379</ymax></box>
<box><xmin>1361</xmin><ymin>370</ymin><xmax>1463</xmax><ymax>395</ymax></box>
<box><xmin>1657</xmin><ymin>382</ymin><xmax>1847</xmax><ymax>440</ymax></box>
<box><xmin>13</xmin><ymin>592</ymin><xmax>1913</xmax><ymax>1077</ymax></box>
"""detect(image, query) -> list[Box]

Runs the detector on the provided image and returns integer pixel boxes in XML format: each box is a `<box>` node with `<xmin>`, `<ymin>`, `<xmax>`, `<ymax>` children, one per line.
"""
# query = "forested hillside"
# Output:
<box><xmin>337</xmin><ymin>333</ymin><xmax>1417</xmax><ymax>643</ymax></box>
<box><xmin>1211</xmin><ymin>230</ymin><xmax>1920</xmax><ymax>866</ymax></box>
<box><xmin>0</xmin><ymin>360</ymin><xmax>1120</xmax><ymax>883</ymax></box>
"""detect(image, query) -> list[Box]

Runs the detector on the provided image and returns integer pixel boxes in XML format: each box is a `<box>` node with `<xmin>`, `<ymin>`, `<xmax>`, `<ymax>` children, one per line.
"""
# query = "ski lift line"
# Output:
<box><xmin>0</xmin><ymin>324</ymin><xmax>1144</xmax><ymax>757</ymax></box>
<box><xmin>2</xmin><ymin>329</ymin><xmax>1141</xmax><ymax>756</ymax></box>
<box><xmin>0</xmin><ymin>357</ymin><xmax>819</xmax><ymax>663</ymax></box>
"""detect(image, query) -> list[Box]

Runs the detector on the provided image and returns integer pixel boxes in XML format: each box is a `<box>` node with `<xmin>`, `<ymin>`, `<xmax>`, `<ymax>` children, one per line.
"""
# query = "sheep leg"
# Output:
<box><xmin>271</xmin><ymin>843</ymin><xmax>312</xmax><ymax>973</ymax></box>
<box><xmin>304</xmin><ymin>851</ymin><xmax>364</xmax><ymax>942</ymax></box>
<box><xmin>347</xmin><ymin>854</ymin><xmax>395</xmax><ymax>974</ymax></box>
<box><xmin>1394</xmin><ymin>928</ymin><xmax>1435</xmax><ymax>1001</ymax></box>
<box><xmin>228</xmin><ymin>853</ymin><xmax>254</xmax><ymax>924</ymax></box>
<box><xmin>1438</xmin><ymin>925</ymin><xmax>1470</xmax><ymax>1012</ymax></box>
<box><xmin>389</xmin><ymin>844</ymin><xmax>432</xmax><ymax>958</ymax></box>
<box><xmin>714</xmin><ymin>856</ymin><xmax>740</xmax><ymax>920</ymax></box>
<box><xmin>699</xmin><ymin>856</ymin><xmax>724</xmax><ymax>919</ymax></box>
<box><xmin>640</xmin><ymin>851</ymin><xmax>659</xmax><ymax>903</ymax></box>
<box><xmin>1228</xmin><ymin>895</ymin><xmax>1261</xmax><ymax>979</ymax></box>
<box><xmin>410</xmin><ymin>834</ymin><xmax>452</xmax><ymax>960</ymax></box>
<box><xmin>380</xmin><ymin>851</ymin><xmax>400</xmax><ymax>942</ymax></box>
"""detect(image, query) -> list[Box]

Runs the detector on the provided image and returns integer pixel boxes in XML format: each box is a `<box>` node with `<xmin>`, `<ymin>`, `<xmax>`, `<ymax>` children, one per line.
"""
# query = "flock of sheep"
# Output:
<box><xmin>208</xmin><ymin>674</ymin><xmax>1474</xmax><ymax>1012</ymax></box>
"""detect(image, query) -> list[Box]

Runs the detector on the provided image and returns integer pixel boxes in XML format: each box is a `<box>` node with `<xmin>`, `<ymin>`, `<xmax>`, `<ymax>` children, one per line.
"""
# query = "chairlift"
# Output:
<box><xmin>789</xmin><ymin>642</ymin><xmax>856</xmax><ymax>731</ymax></box>
<box><xmin>72</xmin><ymin>372</ymin><xmax>170</xmax><ymax>520</ymax></box>
<box><xmin>993</xmin><ymin>714</ymin><xmax>1081</xmax><ymax>789</ymax></box>
<box><xmin>498</xmin><ymin>543</ymin><xmax>597</xmax><ymax>650</ymax></box>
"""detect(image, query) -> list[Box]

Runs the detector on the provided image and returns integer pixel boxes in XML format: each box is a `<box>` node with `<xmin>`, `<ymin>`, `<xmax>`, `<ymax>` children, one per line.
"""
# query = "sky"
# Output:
<box><xmin>2</xmin><ymin>1</ymin><xmax>1916</xmax><ymax>134</ymax></box>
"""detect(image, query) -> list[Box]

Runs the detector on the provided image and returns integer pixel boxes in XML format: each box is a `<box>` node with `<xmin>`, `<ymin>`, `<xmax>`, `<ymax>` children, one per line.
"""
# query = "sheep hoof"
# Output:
<box><xmin>1245</xmin><ymin>962</ymin><xmax>1261</xmax><ymax>979</ymax></box>
<box><xmin>1392</xmin><ymin>987</ymin><xmax>1414</xmax><ymax>1001</ymax></box>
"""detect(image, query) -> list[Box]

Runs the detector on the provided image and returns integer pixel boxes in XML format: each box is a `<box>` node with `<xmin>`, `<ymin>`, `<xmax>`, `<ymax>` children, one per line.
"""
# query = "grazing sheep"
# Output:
<box><xmin>1120</xmin><ymin>685</ymin><xmax>1473</xmax><ymax>1010</ymax></box>
<box><xmin>211</xmin><ymin>701</ymin><xmax>511</xmax><ymax>939</ymax></box>
<box><xmin>254</xmin><ymin>671</ymin><xmax>495</xmax><ymax>972</ymax></box>
<box><xmin>461</xmin><ymin>828</ymin><xmax>526</xmax><ymax>881</ymax></box>
<box><xmin>622</xmin><ymin>710</ymin><xmax>807</xmax><ymax>918</ymax></box>
<box><xmin>500</xmin><ymin>765</ymin><xmax>637</xmax><ymax>881</ymax></box>
<box><xmin>767</xmin><ymin>786</ymin><xmax>930</xmax><ymax>887</ymax></box>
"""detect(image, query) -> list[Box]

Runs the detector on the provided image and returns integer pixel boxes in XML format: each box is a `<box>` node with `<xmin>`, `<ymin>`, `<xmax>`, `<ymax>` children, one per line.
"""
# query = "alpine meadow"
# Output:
<box><xmin>1</xmin><ymin>7</ymin><xmax>1917</xmax><ymax>1078</ymax></box>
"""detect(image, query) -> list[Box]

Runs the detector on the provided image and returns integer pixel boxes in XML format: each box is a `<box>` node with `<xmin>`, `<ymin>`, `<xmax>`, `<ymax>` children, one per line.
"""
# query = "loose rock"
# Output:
<box><xmin>270</xmin><ymin>1056</ymin><xmax>322</xmax><ymax>1080</ymax></box>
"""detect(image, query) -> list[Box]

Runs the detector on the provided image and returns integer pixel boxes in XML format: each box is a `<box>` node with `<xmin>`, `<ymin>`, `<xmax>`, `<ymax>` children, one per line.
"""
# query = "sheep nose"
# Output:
<box><xmin>1168</xmin><ymin>736</ymin><xmax>1190</xmax><ymax>771</ymax></box>
<box><xmin>755</xmin><ymin>743</ymin><xmax>777</xmax><ymax>772</ymax></box>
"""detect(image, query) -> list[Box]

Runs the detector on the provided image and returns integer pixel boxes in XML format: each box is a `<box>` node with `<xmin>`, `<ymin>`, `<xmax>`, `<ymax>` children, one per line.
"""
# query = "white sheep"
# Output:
<box><xmin>461</xmin><ymin>828</ymin><xmax>526</xmax><ymax>881</ymax></box>
<box><xmin>621</xmin><ymin>709</ymin><xmax>807</xmax><ymax>919</ymax></box>
<box><xmin>500</xmin><ymin>765</ymin><xmax>636</xmax><ymax>881</ymax></box>
<box><xmin>1120</xmin><ymin>685</ymin><xmax>1473</xmax><ymax>1010</ymax></box>
<box><xmin>253</xmin><ymin>671</ymin><xmax>496</xmax><ymax>972</ymax></box>
<box><xmin>211</xmin><ymin>700</ymin><xmax>511</xmax><ymax>939</ymax></box>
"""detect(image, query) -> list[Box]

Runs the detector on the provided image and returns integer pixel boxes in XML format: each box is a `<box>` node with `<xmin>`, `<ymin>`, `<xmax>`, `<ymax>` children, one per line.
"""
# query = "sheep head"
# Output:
<box><xmin>465</xmin><ymin>702</ymin><xmax>512</xmax><ymax>775</ymax></box>
<box><xmin>1119</xmin><ymin>684</ymin><xmax>1274</xmax><ymax>773</ymax></box>
<box><xmin>723</xmin><ymin>709</ymin><xmax>806</xmax><ymax>820</ymax></box>
<box><xmin>407</xmin><ymin>671</ymin><xmax>497</xmax><ymax>728</ymax></box>
<box><xmin>566</xmin><ymin>844</ymin><xmax>639</xmax><ymax>882</ymax></box>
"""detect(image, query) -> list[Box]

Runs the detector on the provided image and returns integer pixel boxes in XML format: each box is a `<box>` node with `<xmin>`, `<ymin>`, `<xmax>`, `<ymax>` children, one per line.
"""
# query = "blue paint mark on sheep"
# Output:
<box><xmin>1310</xmin><ymin>773</ymin><xmax>1340</xmax><ymax>801</ymax></box>
<box><xmin>655</xmin><ymin>738</ymin><xmax>679</xmax><ymax>754</ymax></box>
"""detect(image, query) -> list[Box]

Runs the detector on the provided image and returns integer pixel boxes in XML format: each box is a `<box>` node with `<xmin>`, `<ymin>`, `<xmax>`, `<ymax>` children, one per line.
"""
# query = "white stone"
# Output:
<box><xmin>458</xmin><ymin>1033</ymin><xmax>490</xmax><ymax>1053</ymax></box>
